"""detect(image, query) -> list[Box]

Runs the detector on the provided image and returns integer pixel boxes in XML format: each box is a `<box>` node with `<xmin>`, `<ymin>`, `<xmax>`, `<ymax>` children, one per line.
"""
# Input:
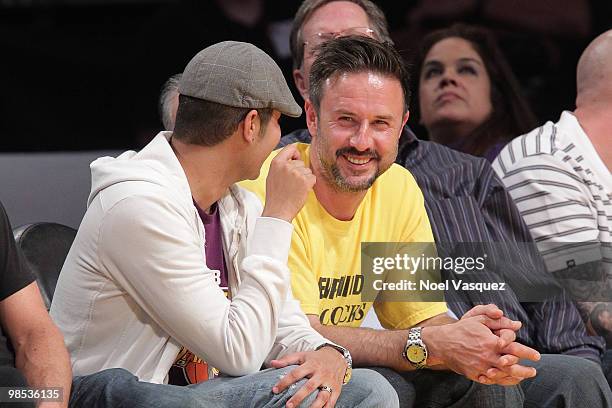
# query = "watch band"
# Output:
<box><xmin>316</xmin><ymin>343</ymin><xmax>352</xmax><ymax>384</ymax></box>
<box><xmin>403</xmin><ymin>327</ymin><xmax>428</xmax><ymax>369</ymax></box>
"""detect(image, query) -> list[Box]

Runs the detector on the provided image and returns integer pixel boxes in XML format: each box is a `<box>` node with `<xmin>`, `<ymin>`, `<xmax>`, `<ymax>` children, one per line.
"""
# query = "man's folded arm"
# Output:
<box><xmin>305</xmin><ymin>312</ymin><xmax>452</xmax><ymax>372</ymax></box>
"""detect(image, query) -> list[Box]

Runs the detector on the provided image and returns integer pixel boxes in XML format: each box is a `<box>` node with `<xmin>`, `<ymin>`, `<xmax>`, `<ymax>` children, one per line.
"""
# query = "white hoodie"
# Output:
<box><xmin>50</xmin><ymin>132</ymin><xmax>328</xmax><ymax>383</ymax></box>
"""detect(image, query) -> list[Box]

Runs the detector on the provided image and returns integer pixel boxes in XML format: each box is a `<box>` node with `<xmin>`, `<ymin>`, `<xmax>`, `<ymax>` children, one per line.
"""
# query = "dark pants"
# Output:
<box><xmin>0</xmin><ymin>366</ymin><xmax>36</xmax><ymax>408</ymax></box>
<box><xmin>371</xmin><ymin>366</ymin><xmax>523</xmax><ymax>408</ymax></box>
<box><xmin>374</xmin><ymin>353</ymin><xmax>612</xmax><ymax>408</ymax></box>
<box><xmin>521</xmin><ymin>354</ymin><xmax>612</xmax><ymax>408</ymax></box>
<box><xmin>602</xmin><ymin>349</ymin><xmax>612</xmax><ymax>390</ymax></box>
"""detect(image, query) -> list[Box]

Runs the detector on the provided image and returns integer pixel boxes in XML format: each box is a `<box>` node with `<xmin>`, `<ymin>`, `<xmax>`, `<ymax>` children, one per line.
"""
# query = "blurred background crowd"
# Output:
<box><xmin>1</xmin><ymin>0</ymin><xmax>610</xmax><ymax>151</ymax></box>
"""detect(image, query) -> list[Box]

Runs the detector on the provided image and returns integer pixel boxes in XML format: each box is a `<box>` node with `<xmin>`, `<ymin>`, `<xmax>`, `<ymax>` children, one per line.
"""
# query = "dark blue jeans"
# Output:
<box><xmin>69</xmin><ymin>366</ymin><xmax>399</xmax><ymax>408</ymax></box>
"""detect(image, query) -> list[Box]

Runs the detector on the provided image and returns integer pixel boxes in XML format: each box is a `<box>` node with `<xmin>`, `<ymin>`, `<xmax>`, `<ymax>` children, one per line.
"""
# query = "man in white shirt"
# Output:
<box><xmin>493</xmin><ymin>29</ymin><xmax>612</xmax><ymax>385</ymax></box>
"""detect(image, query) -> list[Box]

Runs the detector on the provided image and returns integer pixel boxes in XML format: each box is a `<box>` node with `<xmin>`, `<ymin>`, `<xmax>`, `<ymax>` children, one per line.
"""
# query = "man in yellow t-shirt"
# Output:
<box><xmin>241</xmin><ymin>36</ymin><xmax>541</xmax><ymax>400</ymax></box>
<box><xmin>244</xmin><ymin>142</ymin><xmax>446</xmax><ymax>329</ymax></box>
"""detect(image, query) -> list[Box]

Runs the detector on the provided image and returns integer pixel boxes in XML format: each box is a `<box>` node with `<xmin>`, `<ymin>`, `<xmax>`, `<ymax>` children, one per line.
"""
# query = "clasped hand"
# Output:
<box><xmin>428</xmin><ymin>304</ymin><xmax>540</xmax><ymax>386</ymax></box>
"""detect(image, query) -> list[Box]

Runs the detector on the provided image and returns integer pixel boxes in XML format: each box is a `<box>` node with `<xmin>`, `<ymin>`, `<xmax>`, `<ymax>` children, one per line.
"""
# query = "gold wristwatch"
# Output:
<box><xmin>402</xmin><ymin>327</ymin><xmax>428</xmax><ymax>369</ymax></box>
<box><xmin>317</xmin><ymin>343</ymin><xmax>352</xmax><ymax>384</ymax></box>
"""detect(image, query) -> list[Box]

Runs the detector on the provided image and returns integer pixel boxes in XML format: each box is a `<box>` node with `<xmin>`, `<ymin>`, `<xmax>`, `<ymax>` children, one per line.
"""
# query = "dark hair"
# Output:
<box><xmin>413</xmin><ymin>24</ymin><xmax>537</xmax><ymax>158</ymax></box>
<box><xmin>173</xmin><ymin>95</ymin><xmax>272</xmax><ymax>146</ymax></box>
<box><xmin>290</xmin><ymin>0</ymin><xmax>393</xmax><ymax>70</ymax></box>
<box><xmin>309</xmin><ymin>35</ymin><xmax>410</xmax><ymax>114</ymax></box>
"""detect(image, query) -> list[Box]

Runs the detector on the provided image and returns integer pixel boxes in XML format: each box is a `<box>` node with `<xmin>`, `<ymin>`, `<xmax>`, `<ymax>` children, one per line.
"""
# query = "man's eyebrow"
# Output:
<box><xmin>373</xmin><ymin>113</ymin><xmax>394</xmax><ymax>121</ymax></box>
<box><xmin>332</xmin><ymin>109</ymin><xmax>356</xmax><ymax>116</ymax></box>
<box><xmin>332</xmin><ymin>109</ymin><xmax>394</xmax><ymax>121</ymax></box>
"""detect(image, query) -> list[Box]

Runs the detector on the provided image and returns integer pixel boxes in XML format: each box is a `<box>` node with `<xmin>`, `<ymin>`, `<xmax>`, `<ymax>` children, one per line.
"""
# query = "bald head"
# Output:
<box><xmin>576</xmin><ymin>29</ymin><xmax>612</xmax><ymax>106</ymax></box>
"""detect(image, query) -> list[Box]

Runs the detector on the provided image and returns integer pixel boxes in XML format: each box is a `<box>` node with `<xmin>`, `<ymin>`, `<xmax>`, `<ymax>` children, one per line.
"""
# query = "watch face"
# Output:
<box><xmin>407</xmin><ymin>344</ymin><xmax>425</xmax><ymax>363</ymax></box>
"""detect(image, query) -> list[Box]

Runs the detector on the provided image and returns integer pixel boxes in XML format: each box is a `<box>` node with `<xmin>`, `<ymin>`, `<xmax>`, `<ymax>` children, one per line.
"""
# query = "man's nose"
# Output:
<box><xmin>349</xmin><ymin>121</ymin><xmax>373</xmax><ymax>151</ymax></box>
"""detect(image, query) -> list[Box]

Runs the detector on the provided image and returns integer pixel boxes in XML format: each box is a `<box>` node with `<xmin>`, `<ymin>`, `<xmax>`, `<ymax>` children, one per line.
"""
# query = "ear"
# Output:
<box><xmin>402</xmin><ymin>110</ymin><xmax>410</xmax><ymax>129</ymax></box>
<box><xmin>304</xmin><ymin>99</ymin><xmax>318</xmax><ymax>139</ymax></box>
<box><xmin>293</xmin><ymin>68</ymin><xmax>308</xmax><ymax>101</ymax></box>
<box><xmin>241</xmin><ymin>110</ymin><xmax>260</xmax><ymax>144</ymax></box>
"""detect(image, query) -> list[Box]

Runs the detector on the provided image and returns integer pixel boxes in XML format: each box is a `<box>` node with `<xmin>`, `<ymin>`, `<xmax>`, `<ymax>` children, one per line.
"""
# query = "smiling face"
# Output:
<box><xmin>294</xmin><ymin>1</ymin><xmax>374</xmax><ymax>99</ymax></box>
<box><xmin>418</xmin><ymin>37</ymin><xmax>493</xmax><ymax>138</ymax></box>
<box><xmin>306</xmin><ymin>70</ymin><xmax>408</xmax><ymax>192</ymax></box>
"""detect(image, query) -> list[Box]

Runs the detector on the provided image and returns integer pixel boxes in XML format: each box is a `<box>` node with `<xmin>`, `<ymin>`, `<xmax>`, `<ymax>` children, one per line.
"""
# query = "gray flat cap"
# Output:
<box><xmin>179</xmin><ymin>41</ymin><xmax>302</xmax><ymax>117</ymax></box>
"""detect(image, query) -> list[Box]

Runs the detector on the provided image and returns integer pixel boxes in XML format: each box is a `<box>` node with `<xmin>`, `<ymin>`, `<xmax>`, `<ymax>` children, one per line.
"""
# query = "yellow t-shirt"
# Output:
<box><xmin>240</xmin><ymin>143</ymin><xmax>447</xmax><ymax>329</ymax></box>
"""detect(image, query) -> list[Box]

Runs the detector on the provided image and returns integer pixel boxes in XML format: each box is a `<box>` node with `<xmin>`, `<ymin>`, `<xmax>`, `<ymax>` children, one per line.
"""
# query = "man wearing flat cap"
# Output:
<box><xmin>50</xmin><ymin>41</ymin><xmax>397</xmax><ymax>408</ymax></box>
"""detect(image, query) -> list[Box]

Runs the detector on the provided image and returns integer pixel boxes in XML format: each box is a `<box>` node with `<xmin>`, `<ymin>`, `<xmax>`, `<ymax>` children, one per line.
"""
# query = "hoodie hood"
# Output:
<box><xmin>88</xmin><ymin>132</ymin><xmax>190</xmax><ymax>207</ymax></box>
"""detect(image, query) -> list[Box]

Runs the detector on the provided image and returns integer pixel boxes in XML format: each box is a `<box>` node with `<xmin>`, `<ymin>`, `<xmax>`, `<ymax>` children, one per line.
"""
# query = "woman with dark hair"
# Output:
<box><xmin>414</xmin><ymin>23</ymin><xmax>537</xmax><ymax>161</ymax></box>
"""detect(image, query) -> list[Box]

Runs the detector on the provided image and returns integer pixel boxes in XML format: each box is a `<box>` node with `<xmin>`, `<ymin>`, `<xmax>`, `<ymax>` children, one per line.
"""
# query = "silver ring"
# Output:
<box><xmin>318</xmin><ymin>385</ymin><xmax>333</xmax><ymax>394</ymax></box>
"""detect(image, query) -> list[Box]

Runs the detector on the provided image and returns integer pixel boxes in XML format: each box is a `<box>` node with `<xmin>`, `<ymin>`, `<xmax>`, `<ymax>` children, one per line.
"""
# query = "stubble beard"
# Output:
<box><xmin>315</xmin><ymin>125</ymin><xmax>393</xmax><ymax>193</ymax></box>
